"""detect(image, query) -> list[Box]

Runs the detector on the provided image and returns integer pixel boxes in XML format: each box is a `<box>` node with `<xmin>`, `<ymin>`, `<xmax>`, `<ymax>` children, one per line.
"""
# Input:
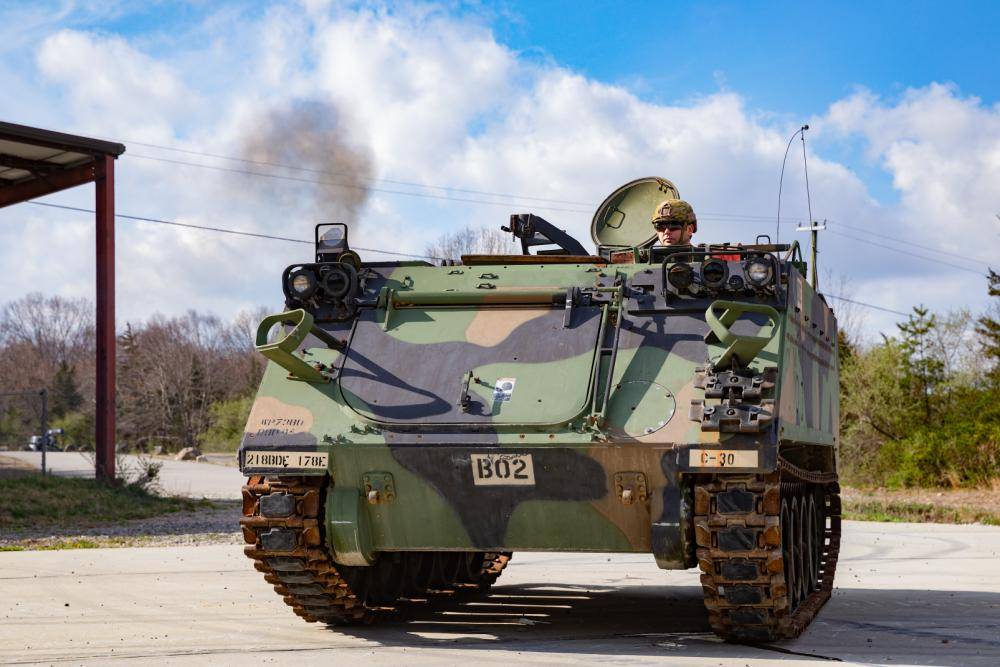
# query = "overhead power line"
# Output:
<box><xmin>827</xmin><ymin>218</ymin><xmax>992</xmax><ymax>266</ymax></box>
<box><xmin>27</xmin><ymin>200</ymin><xmax>919</xmax><ymax>318</ymax></box>
<box><xmin>28</xmin><ymin>202</ymin><xmax>446</xmax><ymax>261</ymax></box>
<box><xmin>118</xmin><ymin>136</ymin><xmax>992</xmax><ymax>270</ymax></box>
<box><xmin>127</xmin><ymin>153</ymin><xmax>594</xmax><ymax>214</ymax></box>
<box><xmin>824</xmin><ymin>294</ymin><xmax>909</xmax><ymax>317</ymax></box>
<box><xmin>824</xmin><ymin>228</ymin><xmax>987</xmax><ymax>276</ymax></box>
<box><xmin>122</xmin><ymin>139</ymin><xmax>592</xmax><ymax>207</ymax></box>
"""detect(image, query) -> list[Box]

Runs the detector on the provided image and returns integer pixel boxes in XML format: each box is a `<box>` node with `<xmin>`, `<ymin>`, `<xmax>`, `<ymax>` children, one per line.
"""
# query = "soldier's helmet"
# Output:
<box><xmin>651</xmin><ymin>199</ymin><xmax>697</xmax><ymax>232</ymax></box>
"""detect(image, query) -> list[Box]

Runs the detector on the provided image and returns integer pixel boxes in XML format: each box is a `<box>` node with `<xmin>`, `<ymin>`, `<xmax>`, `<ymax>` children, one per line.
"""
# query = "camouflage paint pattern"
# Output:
<box><xmin>241</xmin><ymin>253</ymin><xmax>838</xmax><ymax>569</ymax></box>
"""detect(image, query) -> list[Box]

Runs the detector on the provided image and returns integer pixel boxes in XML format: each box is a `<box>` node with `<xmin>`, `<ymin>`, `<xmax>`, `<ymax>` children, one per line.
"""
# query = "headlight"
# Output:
<box><xmin>667</xmin><ymin>263</ymin><xmax>694</xmax><ymax>290</ymax></box>
<box><xmin>321</xmin><ymin>266</ymin><xmax>352</xmax><ymax>299</ymax></box>
<box><xmin>701</xmin><ymin>259</ymin><xmax>728</xmax><ymax>289</ymax></box>
<box><xmin>287</xmin><ymin>269</ymin><xmax>317</xmax><ymax>299</ymax></box>
<box><xmin>745</xmin><ymin>260</ymin><xmax>772</xmax><ymax>286</ymax></box>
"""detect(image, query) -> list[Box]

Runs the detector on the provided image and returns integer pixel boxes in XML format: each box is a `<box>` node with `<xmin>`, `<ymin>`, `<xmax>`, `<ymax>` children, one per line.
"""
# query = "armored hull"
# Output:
<box><xmin>239</xmin><ymin>178</ymin><xmax>841</xmax><ymax>642</ymax></box>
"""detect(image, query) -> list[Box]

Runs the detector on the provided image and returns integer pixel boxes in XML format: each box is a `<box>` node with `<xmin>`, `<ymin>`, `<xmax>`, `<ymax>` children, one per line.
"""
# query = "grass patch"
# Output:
<box><xmin>0</xmin><ymin>472</ymin><xmax>206</xmax><ymax>532</ymax></box>
<box><xmin>844</xmin><ymin>499</ymin><xmax>1000</xmax><ymax>526</ymax></box>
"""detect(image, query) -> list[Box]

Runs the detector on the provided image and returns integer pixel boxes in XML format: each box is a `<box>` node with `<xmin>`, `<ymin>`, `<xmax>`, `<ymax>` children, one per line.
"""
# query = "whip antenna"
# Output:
<box><xmin>794</xmin><ymin>127</ymin><xmax>825</xmax><ymax>289</ymax></box>
<box><xmin>775</xmin><ymin>124</ymin><xmax>808</xmax><ymax>245</ymax></box>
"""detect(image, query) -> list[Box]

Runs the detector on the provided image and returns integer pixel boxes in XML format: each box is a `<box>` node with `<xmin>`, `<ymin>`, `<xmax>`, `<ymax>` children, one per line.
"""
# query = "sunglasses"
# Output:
<box><xmin>653</xmin><ymin>220</ymin><xmax>688</xmax><ymax>232</ymax></box>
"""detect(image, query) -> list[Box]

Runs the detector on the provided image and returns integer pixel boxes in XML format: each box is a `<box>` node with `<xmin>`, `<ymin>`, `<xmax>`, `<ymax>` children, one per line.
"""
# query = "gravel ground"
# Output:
<box><xmin>1</xmin><ymin>502</ymin><xmax>243</xmax><ymax>549</ymax></box>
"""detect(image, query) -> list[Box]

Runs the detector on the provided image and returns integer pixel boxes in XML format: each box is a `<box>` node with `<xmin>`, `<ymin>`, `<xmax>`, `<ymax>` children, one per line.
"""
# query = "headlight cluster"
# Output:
<box><xmin>284</xmin><ymin>263</ymin><xmax>357</xmax><ymax>303</ymax></box>
<box><xmin>665</xmin><ymin>256</ymin><xmax>776</xmax><ymax>295</ymax></box>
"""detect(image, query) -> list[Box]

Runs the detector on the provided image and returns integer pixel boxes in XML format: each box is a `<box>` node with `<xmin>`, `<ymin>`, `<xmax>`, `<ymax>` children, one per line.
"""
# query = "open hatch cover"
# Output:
<box><xmin>591</xmin><ymin>176</ymin><xmax>679</xmax><ymax>249</ymax></box>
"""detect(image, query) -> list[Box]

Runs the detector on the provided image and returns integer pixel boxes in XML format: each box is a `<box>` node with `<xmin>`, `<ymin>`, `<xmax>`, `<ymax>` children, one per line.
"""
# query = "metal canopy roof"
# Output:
<box><xmin>0</xmin><ymin>121</ymin><xmax>125</xmax><ymax>207</ymax></box>
<box><xmin>0</xmin><ymin>120</ymin><xmax>124</xmax><ymax>482</ymax></box>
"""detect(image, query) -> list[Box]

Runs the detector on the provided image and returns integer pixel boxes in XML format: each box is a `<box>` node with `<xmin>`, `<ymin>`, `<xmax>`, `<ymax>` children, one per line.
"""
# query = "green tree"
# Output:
<box><xmin>896</xmin><ymin>306</ymin><xmax>945</xmax><ymax>426</ymax></box>
<box><xmin>976</xmin><ymin>268</ymin><xmax>1000</xmax><ymax>385</ymax></box>
<box><xmin>197</xmin><ymin>396</ymin><xmax>253</xmax><ymax>452</ymax></box>
<box><xmin>52</xmin><ymin>411</ymin><xmax>95</xmax><ymax>450</ymax></box>
<box><xmin>49</xmin><ymin>360</ymin><xmax>83</xmax><ymax>419</ymax></box>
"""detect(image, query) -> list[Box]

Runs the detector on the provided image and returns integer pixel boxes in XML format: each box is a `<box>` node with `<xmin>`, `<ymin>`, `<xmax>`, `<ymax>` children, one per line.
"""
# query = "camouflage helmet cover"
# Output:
<box><xmin>652</xmin><ymin>199</ymin><xmax>697</xmax><ymax>231</ymax></box>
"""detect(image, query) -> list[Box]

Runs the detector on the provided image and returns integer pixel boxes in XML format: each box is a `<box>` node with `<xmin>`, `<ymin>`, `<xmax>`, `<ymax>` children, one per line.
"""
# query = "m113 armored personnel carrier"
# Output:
<box><xmin>239</xmin><ymin>177</ymin><xmax>841</xmax><ymax>642</ymax></box>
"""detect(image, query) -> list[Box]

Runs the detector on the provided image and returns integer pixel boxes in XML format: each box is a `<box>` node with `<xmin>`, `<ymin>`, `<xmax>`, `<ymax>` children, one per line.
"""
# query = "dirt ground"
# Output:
<box><xmin>843</xmin><ymin>484</ymin><xmax>1000</xmax><ymax>514</ymax></box>
<box><xmin>0</xmin><ymin>454</ymin><xmax>35</xmax><ymax>479</ymax></box>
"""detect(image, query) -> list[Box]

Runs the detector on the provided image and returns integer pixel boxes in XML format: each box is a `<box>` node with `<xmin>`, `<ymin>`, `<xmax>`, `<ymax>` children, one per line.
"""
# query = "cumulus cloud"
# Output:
<box><xmin>0</xmin><ymin>2</ymin><xmax>996</xmax><ymax>340</ymax></box>
<box><xmin>36</xmin><ymin>29</ymin><xmax>194</xmax><ymax>140</ymax></box>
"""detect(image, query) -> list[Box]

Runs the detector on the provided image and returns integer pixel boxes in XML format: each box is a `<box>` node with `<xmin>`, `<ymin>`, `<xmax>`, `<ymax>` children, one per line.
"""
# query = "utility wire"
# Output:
<box><xmin>127</xmin><ymin>153</ymin><xmax>594</xmax><ymax>214</ymax></box>
<box><xmin>119</xmin><ymin>136</ymin><xmax>985</xmax><ymax>267</ymax></box>
<box><xmin>122</xmin><ymin>140</ymin><xmax>590</xmax><ymax>206</ymax></box>
<box><xmin>123</xmin><ymin>142</ymin><xmax>823</xmax><ymax>222</ymax></box>
<box><xmin>27</xmin><ymin>201</ymin><xmax>447</xmax><ymax>261</ymax></box>
<box><xmin>131</xmin><ymin>147</ymin><xmax>988</xmax><ymax>267</ymax></box>
<box><xmin>825</xmin><ymin>294</ymin><xmax>910</xmax><ymax>317</ymax></box>
<box><xmin>827</xmin><ymin>218</ymin><xmax>991</xmax><ymax>265</ymax></box>
<box><xmin>824</xmin><ymin>228</ymin><xmax>987</xmax><ymax>276</ymax></box>
<box><xmin>27</xmin><ymin>201</ymin><xmax>918</xmax><ymax>318</ymax></box>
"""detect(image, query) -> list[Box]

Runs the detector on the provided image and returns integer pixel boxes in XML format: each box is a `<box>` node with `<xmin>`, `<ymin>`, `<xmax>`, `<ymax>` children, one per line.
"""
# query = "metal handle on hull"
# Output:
<box><xmin>704</xmin><ymin>300</ymin><xmax>779</xmax><ymax>370</ymax></box>
<box><xmin>255</xmin><ymin>309</ymin><xmax>339</xmax><ymax>383</ymax></box>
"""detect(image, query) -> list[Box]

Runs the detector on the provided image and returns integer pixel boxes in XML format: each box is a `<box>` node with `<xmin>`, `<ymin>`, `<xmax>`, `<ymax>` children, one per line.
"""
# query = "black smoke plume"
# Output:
<box><xmin>241</xmin><ymin>99</ymin><xmax>374</xmax><ymax>225</ymax></box>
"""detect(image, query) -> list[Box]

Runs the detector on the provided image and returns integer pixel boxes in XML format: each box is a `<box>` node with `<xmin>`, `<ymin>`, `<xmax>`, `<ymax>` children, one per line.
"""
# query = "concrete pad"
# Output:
<box><xmin>2</xmin><ymin>520</ymin><xmax>999</xmax><ymax>665</ymax></box>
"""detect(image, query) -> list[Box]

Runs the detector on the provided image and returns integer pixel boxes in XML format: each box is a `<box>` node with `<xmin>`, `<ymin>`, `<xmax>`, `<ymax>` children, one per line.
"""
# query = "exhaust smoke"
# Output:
<box><xmin>241</xmin><ymin>99</ymin><xmax>374</xmax><ymax>226</ymax></box>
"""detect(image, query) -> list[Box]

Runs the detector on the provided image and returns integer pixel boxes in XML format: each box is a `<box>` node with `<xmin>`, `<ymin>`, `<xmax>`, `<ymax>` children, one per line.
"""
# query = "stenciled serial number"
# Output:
<box><xmin>688</xmin><ymin>449</ymin><xmax>759</xmax><ymax>468</ymax></box>
<box><xmin>470</xmin><ymin>453</ymin><xmax>535</xmax><ymax>486</ymax></box>
<box><xmin>243</xmin><ymin>451</ymin><xmax>328</xmax><ymax>471</ymax></box>
<box><xmin>257</xmin><ymin>418</ymin><xmax>305</xmax><ymax>427</ymax></box>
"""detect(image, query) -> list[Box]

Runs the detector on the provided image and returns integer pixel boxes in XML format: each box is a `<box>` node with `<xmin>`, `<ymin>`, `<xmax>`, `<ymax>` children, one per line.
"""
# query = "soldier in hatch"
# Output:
<box><xmin>652</xmin><ymin>199</ymin><xmax>697</xmax><ymax>246</ymax></box>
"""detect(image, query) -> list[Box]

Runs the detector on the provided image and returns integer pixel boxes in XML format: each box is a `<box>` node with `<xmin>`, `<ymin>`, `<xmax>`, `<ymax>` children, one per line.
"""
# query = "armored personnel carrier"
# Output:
<box><xmin>239</xmin><ymin>177</ymin><xmax>840</xmax><ymax>642</ymax></box>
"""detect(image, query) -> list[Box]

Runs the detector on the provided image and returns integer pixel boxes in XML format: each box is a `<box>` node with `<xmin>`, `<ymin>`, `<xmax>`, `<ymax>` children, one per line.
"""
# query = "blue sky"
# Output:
<box><xmin>0</xmin><ymin>1</ymin><xmax>997</xmax><ymax>338</ymax></box>
<box><xmin>494</xmin><ymin>1</ymin><xmax>1000</xmax><ymax>110</ymax></box>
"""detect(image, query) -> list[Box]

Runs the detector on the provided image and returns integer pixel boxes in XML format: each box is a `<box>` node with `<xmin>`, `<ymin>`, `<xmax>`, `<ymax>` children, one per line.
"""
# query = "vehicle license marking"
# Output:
<box><xmin>244</xmin><ymin>451</ymin><xmax>328</xmax><ymax>471</ymax></box>
<box><xmin>471</xmin><ymin>453</ymin><xmax>535</xmax><ymax>485</ymax></box>
<box><xmin>688</xmin><ymin>449</ymin><xmax>758</xmax><ymax>468</ymax></box>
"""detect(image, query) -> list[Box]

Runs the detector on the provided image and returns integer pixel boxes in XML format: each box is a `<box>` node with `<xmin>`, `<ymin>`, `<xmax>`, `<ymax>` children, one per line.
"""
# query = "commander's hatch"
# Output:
<box><xmin>592</xmin><ymin>177</ymin><xmax>679</xmax><ymax>253</ymax></box>
<box><xmin>339</xmin><ymin>304</ymin><xmax>603</xmax><ymax>427</ymax></box>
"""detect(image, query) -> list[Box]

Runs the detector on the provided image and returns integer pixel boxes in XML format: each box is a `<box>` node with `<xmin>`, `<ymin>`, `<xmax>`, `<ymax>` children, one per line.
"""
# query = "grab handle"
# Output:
<box><xmin>704</xmin><ymin>300</ymin><xmax>779</xmax><ymax>369</ymax></box>
<box><xmin>254</xmin><ymin>309</ymin><xmax>339</xmax><ymax>383</ymax></box>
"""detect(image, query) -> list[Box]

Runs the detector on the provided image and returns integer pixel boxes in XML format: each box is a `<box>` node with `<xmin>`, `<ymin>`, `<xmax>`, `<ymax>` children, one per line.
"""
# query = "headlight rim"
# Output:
<box><xmin>744</xmin><ymin>259</ymin><xmax>773</xmax><ymax>287</ymax></box>
<box><xmin>287</xmin><ymin>268</ymin><xmax>318</xmax><ymax>299</ymax></box>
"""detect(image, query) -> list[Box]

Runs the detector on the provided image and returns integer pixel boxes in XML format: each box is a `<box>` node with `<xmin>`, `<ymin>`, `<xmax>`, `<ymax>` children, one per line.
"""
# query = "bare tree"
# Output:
<box><xmin>0</xmin><ymin>293</ymin><xmax>93</xmax><ymax>367</ymax></box>
<box><xmin>424</xmin><ymin>225</ymin><xmax>516</xmax><ymax>262</ymax></box>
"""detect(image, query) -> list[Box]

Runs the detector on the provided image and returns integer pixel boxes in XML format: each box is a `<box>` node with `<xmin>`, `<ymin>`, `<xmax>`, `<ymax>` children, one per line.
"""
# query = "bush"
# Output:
<box><xmin>876</xmin><ymin>420</ymin><xmax>1000</xmax><ymax>488</ymax></box>
<box><xmin>197</xmin><ymin>396</ymin><xmax>253</xmax><ymax>452</ymax></box>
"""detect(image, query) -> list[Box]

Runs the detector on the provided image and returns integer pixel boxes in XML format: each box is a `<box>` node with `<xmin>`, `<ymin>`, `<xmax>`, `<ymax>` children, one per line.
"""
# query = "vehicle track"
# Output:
<box><xmin>240</xmin><ymin>475</ymin><xmax>511</xmax><ymax>624</ymax></box>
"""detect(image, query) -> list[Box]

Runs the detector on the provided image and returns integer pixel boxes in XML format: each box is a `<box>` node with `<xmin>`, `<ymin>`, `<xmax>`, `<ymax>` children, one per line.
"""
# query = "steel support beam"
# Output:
<box><xmin>0</xmin><ymin>162</ymin><xmax>96</xmax><ymax>207</ymax></box>
<box><xmin>95</xmin><ymin>156</ymin><xmax>115</xmax><ymax>482</ymax></box>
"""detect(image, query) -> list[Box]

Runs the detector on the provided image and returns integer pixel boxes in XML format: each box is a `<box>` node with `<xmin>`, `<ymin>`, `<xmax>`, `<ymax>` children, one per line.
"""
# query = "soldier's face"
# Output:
<box><xmin>656</xmin><ymin>222</ymin><xmax>693</xmax><ymax>245</ymax></box>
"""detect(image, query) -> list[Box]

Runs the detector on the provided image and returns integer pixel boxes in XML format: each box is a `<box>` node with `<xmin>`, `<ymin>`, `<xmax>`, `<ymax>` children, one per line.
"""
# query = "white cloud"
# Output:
<box><xmin>35</xmin><ymin>29</ymin><xmax>195</xmax><ymax>140</ymax></box>
<box><xmin>0</xmin><ymin>2</ymin><xmax>996</xmax><ymax>341</ymax></box>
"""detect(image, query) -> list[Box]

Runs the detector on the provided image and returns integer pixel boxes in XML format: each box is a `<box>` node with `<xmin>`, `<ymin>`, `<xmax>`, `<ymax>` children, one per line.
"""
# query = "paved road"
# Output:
<box><xmin>2</xmin><ymin>521</ymin><xmax>998</xmax><ymax>666</ymax></box>
<box><xmin>2</xmin><ymin>451</ymin><xmax>243</xmax><ymax>499</ymax></box>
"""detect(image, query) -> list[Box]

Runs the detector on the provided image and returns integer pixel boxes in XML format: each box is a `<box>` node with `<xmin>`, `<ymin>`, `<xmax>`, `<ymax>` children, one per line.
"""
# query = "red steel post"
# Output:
<box><xmin>95</xmin><ymin>155</ymin><xmax>116</xmax><ymax>481</ymax></box>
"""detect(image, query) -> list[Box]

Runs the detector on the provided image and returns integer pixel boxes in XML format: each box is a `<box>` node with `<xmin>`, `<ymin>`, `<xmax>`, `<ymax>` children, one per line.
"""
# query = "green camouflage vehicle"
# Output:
<box><xmin>239</xmin><ymin>177</ymin><xmax>841</xmax><ymax>642</ymax></box>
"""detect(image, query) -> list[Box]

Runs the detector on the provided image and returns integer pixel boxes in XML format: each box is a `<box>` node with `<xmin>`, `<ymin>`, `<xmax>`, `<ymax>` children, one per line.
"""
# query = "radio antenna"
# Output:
<box><xmin>795</xmin><ymin>128</ymin><xmax>825</xmax><ymax>290</ymax></box>
<box><xmin>775</xmin><ymin>124</ymin><xmax>809</xmax><ymax>245</ymax></box>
